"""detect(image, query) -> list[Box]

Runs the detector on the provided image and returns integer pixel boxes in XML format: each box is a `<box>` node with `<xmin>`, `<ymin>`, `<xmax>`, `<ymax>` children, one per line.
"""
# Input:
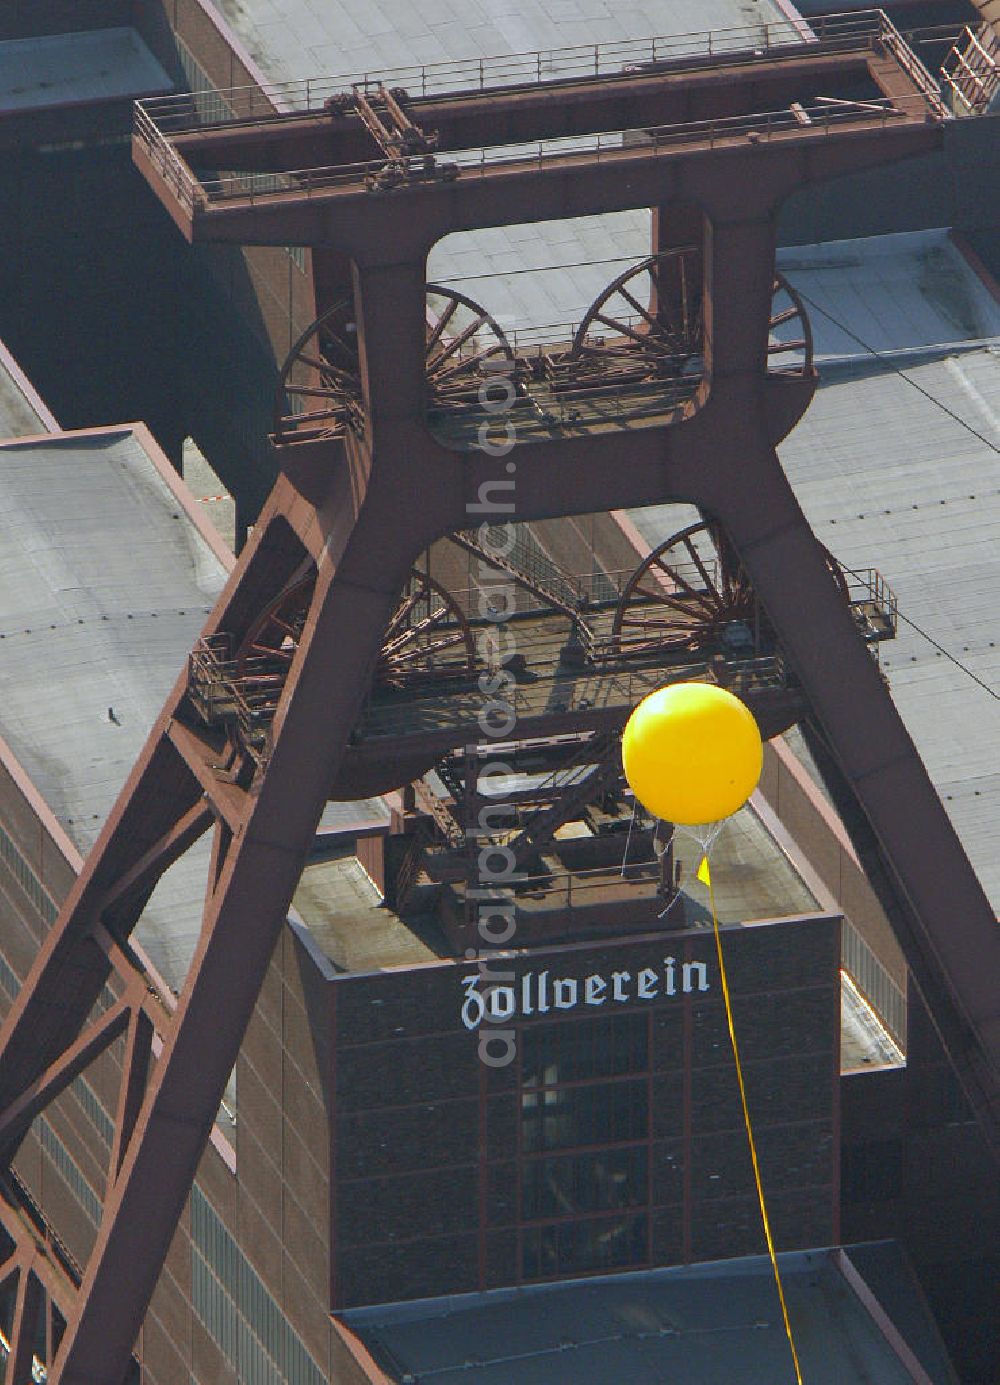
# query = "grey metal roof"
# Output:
<box><xmin>778</xmin><ymin>229</ymin><xmax>1000</xmax><ymax>361</ymax></box>
<box><xmin>208</xmin><ymin>0</ymin><xmax>798</xmax><ymax>324</ymax></box>
<box><xmin>0</xmin><ymin>429</ymin><xmax>227</xmax><ymax>987</ymax></box>
<box><xmin>778</xmin><ymin>345</ymin><xmax>1000</xmax><ymax>912</ymax></box>
<box><xmin>341</xmin><ymin>1242</ymin><xmax>957</xmax><ymax>1382</ymax></box>
<box><xmin>775</xmin><ymin>236</ymin><xmax>1000</xmax><ymax>914</ymax></box>
<box><xmin>218</xmin><ymin>0</ymin><xmax>795</xmax><ymax>86</ymax></box>
<box><xmin>0</xmin><ymin>28</ymin><xmax>171</xmax><ymax>112</ymax></box>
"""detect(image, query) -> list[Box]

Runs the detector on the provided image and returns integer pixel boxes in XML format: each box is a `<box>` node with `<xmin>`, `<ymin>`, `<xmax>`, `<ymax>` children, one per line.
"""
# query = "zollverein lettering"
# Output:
<box><xmin>460</xmin><ymin>957</ymin><xmax>710</xmax><ymax>1030</ymax></box>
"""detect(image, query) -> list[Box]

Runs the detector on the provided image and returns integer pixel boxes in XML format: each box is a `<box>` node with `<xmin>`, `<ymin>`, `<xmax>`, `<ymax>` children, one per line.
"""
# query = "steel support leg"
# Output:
<box><xmin>697</xmin><ymin>439</ymin><xmax>1000</xmax><ymax>1156</ymax></box>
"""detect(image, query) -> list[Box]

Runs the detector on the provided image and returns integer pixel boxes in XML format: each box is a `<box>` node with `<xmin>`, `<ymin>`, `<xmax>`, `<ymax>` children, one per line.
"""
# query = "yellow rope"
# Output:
<box><xmin>701</xmin><ymin>855</ymin><xmax>804</xmax><ymax>1384</ymax></box>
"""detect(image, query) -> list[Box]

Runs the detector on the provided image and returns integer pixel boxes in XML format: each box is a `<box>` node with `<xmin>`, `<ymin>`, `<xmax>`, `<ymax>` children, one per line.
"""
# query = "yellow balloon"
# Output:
<box><xmin>621</xmin><ymin>682</ymin><xmax>763</xmax><ymax>825</ymax></box>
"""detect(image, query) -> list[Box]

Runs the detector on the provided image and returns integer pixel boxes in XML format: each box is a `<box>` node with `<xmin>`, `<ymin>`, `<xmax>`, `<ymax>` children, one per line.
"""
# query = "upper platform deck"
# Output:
<box><xmin>132</xmin><ymin>9</ymin><xmax>949</xmax><ymax>248</ymax></box>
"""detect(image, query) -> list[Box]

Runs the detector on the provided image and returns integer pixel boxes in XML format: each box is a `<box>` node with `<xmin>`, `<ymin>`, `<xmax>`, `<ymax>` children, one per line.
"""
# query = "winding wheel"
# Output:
<box><xmin>228</xmin><ymin>566</ymin><xmax>476</xmax><ymax>762</ymax></box>
<box><xmin>566</xmin><ymin>252</ymin><xmax>813</xmax><ymax>386</ymax></box>
<box><xmin>612</xmin><ymin>520</ymin><xmax>846</xmax><ymax>659</ymax></box>
<box><xmin>274</xmin><ymin>285</ymin><xmax>516</xmax><ymax>441</ymax></box>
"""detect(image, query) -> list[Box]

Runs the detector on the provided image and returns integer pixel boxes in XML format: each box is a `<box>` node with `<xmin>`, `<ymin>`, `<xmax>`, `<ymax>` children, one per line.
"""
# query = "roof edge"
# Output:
<box><xmin>0</xmin><ymin>421</ymin><xmax>236</xmax><ymax>572</ymax></box>
<box><xmin>0</xmin><ymin>336</ymin><xmax>59</xmax><ymax>433</ymax></box>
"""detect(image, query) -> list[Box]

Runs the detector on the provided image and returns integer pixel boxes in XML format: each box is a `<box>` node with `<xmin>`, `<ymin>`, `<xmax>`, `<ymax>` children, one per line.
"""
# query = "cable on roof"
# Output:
<box><xmin>430</xmin><ymin>252</ymin><xmax>641</xmax><ymax>286</ymax></box>
<box><xmin>795</xmin><ymin>289</ymin><xmax>1000</xmax><ymax>459</ymax></box>
<box><xmin>792</xmin><ymin>291</ymin><xmax>1000</xmax><ymax>702</ymax></box>
<box><xmin>841</xmin><ymin>565</ymin><xmax>999</xmax><ymax>704</ymax></box>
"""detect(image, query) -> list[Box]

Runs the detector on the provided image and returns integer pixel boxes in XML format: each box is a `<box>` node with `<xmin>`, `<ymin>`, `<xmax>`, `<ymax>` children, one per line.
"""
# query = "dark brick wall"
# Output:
<box><xmin>332</xmin><ymin>914</ymin><xmax>841</xmax><ymax>1308</ymax></box>
<box><xmin>1</xmin><ymin>775</ymin><xmax>840</xmax><ymax>1365</ymax></box>
<box><xmin>0</xmin><ymin>767</ymin><xmax>76</xmax><ymax>916</ymax></box>
<box><xmin>842</xmin><ymin>996</ymin><xmax>1000</xmax><ymax>1383</ymax></box>
<box><xmin>778</xmin><ymin>113</ymin><xmax>1000</xmax><ymax>244</ymax></box>
<box><xmin>234</xmin><ymin>925</ymin><xmax>333</xmax><ymax>1371</ymax></box>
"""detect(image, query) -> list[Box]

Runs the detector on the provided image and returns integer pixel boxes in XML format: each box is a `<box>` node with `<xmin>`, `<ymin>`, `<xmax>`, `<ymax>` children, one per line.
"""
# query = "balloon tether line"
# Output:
<box><xmin>702</xmin><ymin>852</ymin><xmax>804</xmax><ymax>1385</ymax></box>
<box><xmin>619</xmin><ymin>801</ymin><xmax>638</xmax><ymax>878</ymax></box>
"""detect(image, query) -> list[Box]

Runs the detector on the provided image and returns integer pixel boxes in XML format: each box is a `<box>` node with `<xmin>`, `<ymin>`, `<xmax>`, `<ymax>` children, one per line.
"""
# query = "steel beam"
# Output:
<box><xmin>96</xmin><ymin>802</ymin><xmax>214</xmax><ymax>915</ymax></box>
<box><xmin>170</xmin><ymin>50</ymin><xmax>883</xmax><ymax>173</ymax></box>
<box><xmin>0</xmin><ymin>998</ymin><xmax>132</xmax><ymax>1153</ymax></box>
<box><xmin>48</xmin><ymin>528</ymin><xmax>406</xmax><ymax>1381</ymax></box>
<box><xmin>158</xmin><ymin>123</ymin><xmax>941</xmax><ymax>253</ymax></box>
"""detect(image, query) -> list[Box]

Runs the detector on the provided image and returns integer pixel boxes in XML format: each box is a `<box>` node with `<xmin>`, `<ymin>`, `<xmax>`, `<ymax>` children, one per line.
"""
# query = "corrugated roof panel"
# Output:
<box><xmin>777</xmin><ymin>344</ymin><xmax>1000</xmax><ymax>910</ymax></box>
<box><xmin>0</xmin><ymin>430</ymin><xmax>227</xmax><ymax>987</ymax></box>
<box><xmin>778</xmin><ymin>231</ymin><xmax>1000</xmax><ymax>360</ymax></box>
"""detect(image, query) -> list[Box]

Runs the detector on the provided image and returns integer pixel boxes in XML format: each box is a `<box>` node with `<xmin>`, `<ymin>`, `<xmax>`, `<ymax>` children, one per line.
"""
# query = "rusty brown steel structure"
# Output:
<box><xmin>0</xmin><ymin>13</ymin><xmax>998</xmax><ymax>1381</ymax></box>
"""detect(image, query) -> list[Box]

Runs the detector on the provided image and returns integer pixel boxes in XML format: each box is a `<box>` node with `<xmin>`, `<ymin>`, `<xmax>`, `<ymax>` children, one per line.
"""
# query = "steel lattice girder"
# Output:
<box><xmin>0</xmin><ymin>50</ymin><xmax>997</xmax><ymax>1385</ymax></box>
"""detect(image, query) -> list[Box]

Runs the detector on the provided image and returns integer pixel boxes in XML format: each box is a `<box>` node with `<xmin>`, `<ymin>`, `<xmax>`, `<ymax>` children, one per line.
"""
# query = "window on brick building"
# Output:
<box><xmin>519</xmin><ymin>1012</ymin><xmax>651</xmax><ymax>1280</ymax></box>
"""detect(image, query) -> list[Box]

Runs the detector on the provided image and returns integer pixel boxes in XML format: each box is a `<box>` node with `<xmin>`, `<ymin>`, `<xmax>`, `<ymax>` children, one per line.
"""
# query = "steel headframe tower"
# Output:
<box><xmin>1</xmin><ymin>14</ymin><xmax>997</xmax><ymax>1381</ymax></box>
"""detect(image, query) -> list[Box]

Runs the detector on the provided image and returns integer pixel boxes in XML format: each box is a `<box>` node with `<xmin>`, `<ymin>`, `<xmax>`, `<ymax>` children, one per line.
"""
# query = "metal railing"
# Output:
<box><xmin>132</xmin><ymin>9</ymin><xmax>948</xmax><ymax>217</ymax></box>
<box><xmin>878</xmin><ymin>12</ymin><xmax>951</xmax><ymax>118</ymax></box>
<box><xmin>357</xmin><ymin>653</ymin><xmax>788</xmax><ymax>740</ymax></box>
<box><xmin>443</xmin><ymin>569</ymin><xmax>632</xmax><ymax>616</ymax></box>
<box><xmin>187</xmin><ymin>636</ymin><xmax>287</xmax><ymax>763</ymax></box>
<box><xmin>428</xmin><ymin>375</ymin><xmax>702</xmax><ymax>444</ymax></box>
<box><xmin>133</xmin><ymin>101</ymin><xmax>202</xmax><ymax>215</ymax></box>
<box><xmin>843</xmin><ymin>566</ymin><xmax>899</xmax><ymax>635</ymax></box>
<box><xmin>137</xmin><ymin>10</ymin><xmax>902</xmax><ymax>136</ymax></box>
<box><xmin>456</xmin><ymin>857</ymin><xmax>662</xmax><ymax>930</ymax></box>
<box><xmin>188</xmin><ymin>96</ymin><xmax>922</xmax><ymax>206</ymax></box>
<box><xmin>941</xmin><ymin>23</ymin><xmax>1000</xmax><ymax>115</ymax></box>
<box><xmin>842</xmin><ymin>916</ymin><xmax>906</xmax><ymax>1050</ymax></box>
